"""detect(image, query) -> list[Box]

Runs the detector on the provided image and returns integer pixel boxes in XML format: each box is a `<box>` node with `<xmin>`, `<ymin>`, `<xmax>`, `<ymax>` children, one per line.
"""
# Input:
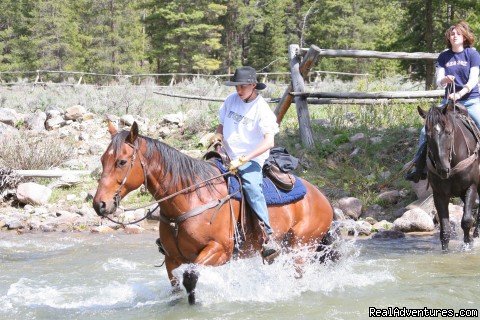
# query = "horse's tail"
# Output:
<box><xmin>316</xmin><ymin>203</ymin><xmax>341</xmax><ymax>263</ymax></box>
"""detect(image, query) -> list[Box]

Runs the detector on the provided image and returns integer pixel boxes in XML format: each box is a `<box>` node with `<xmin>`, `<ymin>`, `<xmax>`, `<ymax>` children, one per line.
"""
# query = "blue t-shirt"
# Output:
<box><xmin>437</xmin><ymin>47</ymin><xmax>480</xmax><ymax>101</ymax></box>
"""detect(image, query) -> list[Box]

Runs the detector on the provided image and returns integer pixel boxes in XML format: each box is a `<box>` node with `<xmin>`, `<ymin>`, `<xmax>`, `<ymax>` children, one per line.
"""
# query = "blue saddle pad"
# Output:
<box><xmin>212</xmin><ymin>159</ymin><xmax>307</xmax><ymax>205</ymax></box>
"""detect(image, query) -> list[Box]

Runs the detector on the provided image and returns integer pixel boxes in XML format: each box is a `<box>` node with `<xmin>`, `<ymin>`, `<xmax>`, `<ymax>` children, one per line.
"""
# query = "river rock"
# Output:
<box><xmin>347</xmin><ymin>220</ymin><xmax>372</xmax><ymax>236</ymax></box>
<box><xmin>162</xmin><ymin>112</ymin><xmax>185</xmax><ymax>126</ymax></box>
<box><xmin>0</xmin><ymin>108</ymin><xmax>20</xmax><ymax>126</ymax></box>
<box><xmin>373</xmin><ymin>220</ymin><xmax>394</xmax><ymax>231</ymax></box>
<box><xmin>393</xmin><ymin>208</ymin><xmax>434</xmax><ymax>232</ymax></box>
<box><xmin>337</xmin><ymin>197</ymin><xmax>363</xmax><ymax>220</ymax></box>
<box><xmin>16</xmin><ymin>182</ymin><xmax>52</xmax><ymax>205</ymax></box>
<box><xmin>45</xmin><ymin>115</ymin><xmax>65</xmax><ymax>130</ymax></box>
<box><xmin>0</xmin><ymin>122</ymin><xmax>18</xmax><ymax>135</ymax></box>
<box><xmin>406</xmin><ymin>195</ymin><xmax>435</xmax><ymax>219</ymax></box>
<box><xmin>372</xmin><ymin>230</ymin><xmax>405</xmax><ymax>239</ymax></box>
<box><xmin>24</xmin><ymin>111</ymin><xmax>47</xmax><ymax>131</ymax></box>
<box><xmin>378</xmin><ymin>190</ymin><xmax>401</xmax><ymax>204</ymax></box>
<box><xmin>64</xmin><ymin>105</ymin><xmax>86</xmax><ymax>121</ymax></box>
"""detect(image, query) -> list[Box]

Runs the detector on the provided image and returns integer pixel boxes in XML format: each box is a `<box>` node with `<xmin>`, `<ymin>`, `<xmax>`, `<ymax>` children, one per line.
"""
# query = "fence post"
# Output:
<box><xmin>275</xmin><ymin>44</ymin><xmax>320</xmax><ymax>148</ymax></box>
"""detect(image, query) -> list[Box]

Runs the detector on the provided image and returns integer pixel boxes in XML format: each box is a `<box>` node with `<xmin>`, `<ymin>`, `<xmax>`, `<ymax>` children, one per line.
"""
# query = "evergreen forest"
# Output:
<box><xmin>1</xmin><ymin>0</ymin><xmax>479</xmax><ymax>85</ymax></box>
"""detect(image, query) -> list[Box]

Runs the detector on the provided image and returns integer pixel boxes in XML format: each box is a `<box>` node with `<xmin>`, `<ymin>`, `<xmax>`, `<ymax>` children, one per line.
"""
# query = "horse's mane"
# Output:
<box><xmin>111</xmin><ymin>131</ymin><xmax>220</xmax><ymax>194</ymax></box>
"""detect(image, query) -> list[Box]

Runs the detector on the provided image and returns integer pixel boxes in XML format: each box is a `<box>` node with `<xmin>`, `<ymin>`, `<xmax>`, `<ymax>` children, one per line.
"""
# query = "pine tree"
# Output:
<box><xmin>0</xmin><ymin>0</ymin><xmax>35</xmax><ymax>73</ymax></box>
<box><xmin>143</xmin><ymin>0</ymin><xmax>227</xmax><ymax>73</ymax></box>
<box><xmin>29</xmin><ymin>0</ymin><xmax>83</xmax><ymax>75</ymax></box>
<box><xmin>74</xmin><ymin>0</ymin><xmax>147</xmax><ymax>75</ymax></box>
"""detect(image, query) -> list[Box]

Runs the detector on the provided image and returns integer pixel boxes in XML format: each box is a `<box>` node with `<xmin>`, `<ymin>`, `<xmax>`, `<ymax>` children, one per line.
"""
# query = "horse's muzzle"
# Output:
<box><xmin>438</xmin><ymin>167</ymin><xmax>451</xmax><ymax>179</ymax></box>
<box><xmin>93</xmin><ymin>199</ymin><xmax>117</xmax><ymax>216</ymax></box>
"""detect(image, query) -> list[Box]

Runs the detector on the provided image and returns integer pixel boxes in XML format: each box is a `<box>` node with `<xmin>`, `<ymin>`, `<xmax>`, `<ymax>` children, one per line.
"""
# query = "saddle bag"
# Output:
<box><xmin>264</xmin><ymin>163</ymin><xmax>296</xmax><ymax>191</ymax></box>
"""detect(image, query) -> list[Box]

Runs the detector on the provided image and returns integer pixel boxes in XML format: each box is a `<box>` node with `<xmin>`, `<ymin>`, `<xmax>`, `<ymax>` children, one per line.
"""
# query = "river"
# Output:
<box><xmin>1</xmin><ymin>231</ymin><xmax>479</xmax><ymax>319</ymax></box>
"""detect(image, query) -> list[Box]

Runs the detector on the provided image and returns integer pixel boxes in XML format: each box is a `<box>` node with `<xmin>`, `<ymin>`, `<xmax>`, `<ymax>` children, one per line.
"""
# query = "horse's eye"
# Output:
<box><xmin>116</xmin><ymin>159</ymin><xmax>128</xmax><ymax>167</ymax></box>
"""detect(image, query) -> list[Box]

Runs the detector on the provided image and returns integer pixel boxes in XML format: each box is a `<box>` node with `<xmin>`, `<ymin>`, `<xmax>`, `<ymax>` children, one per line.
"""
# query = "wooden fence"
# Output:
<box><xmin>274</xmin><ymin>45</ymin><xmax>443</xmax><ymax>147</ymax></box>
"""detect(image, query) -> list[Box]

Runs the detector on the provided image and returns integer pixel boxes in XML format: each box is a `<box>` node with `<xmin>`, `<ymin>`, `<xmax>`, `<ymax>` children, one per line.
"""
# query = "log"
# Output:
<box><xmin>13</xmin><ymin>170</ymin><xmax>92</xmax><ymax>178</ymax></box>
<box><xmin>290</xmin><ymin>90</ymin><xmax>444</xmax><ymax>99</ymax></box>
<box><xmin>306</xmin><ymin>98</ymin><xmax>437</xmax><ymax>105</ymax></box>
<box><xmin>289</xmin><ymin>44</ymin><xmax>316</xmax><ymax>148</ymax></box>
<box><xmin>301</xmin><ymin>48</ymin><xmax>439</xmax><ymax>60</ymax></box>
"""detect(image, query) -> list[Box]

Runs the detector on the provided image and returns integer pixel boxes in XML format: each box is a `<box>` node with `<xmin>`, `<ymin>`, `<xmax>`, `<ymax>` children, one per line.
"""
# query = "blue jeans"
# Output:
<box><xmin>237</xmin><ymin>161</ymin><xmax>273</xmax><ymax>235</ymax></box>
<box><xmin>416</xmin><ymin>98</ymin><xmax>480</xmax><ymax>160</ymax></box>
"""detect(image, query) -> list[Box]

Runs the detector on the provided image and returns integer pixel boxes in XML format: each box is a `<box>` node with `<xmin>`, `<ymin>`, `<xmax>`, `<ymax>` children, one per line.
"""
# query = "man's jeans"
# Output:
<box><xmin>237</xmin><ymin>160</ymin><xmax>273</xmax><ymax>235</ymax></box>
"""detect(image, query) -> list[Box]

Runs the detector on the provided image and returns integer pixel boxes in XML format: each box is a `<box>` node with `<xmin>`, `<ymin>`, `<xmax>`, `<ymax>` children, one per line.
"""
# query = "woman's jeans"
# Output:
<box><xmin>416</xmin><ymin>98</ymin><xmax>480</xmax><ymax>160</ymax></box>
<box><xmin>237</xmin><ymin>160</ymin><xmax>273</xmax><ymax>235</ymax></box>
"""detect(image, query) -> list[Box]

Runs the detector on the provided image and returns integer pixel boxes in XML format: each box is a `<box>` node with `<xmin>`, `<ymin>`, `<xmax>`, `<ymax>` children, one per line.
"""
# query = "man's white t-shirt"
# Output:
<box><xmin>219</xmin><ymin>93</ymin><xmax>279</xmax><ymax>167</ymax></box>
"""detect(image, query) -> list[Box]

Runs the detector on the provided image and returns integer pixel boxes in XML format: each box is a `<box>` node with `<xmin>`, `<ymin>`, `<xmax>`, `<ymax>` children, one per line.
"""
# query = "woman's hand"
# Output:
<box><xmin>442</xmin><ymin>75</ymin><xmax>455</xmax><ymax>86</ymax></box>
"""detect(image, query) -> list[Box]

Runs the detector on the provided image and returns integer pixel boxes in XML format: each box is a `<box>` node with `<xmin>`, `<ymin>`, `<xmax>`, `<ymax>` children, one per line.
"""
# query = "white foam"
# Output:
<box><xmin>102</xmin><ymin>258</ymin><xmax>138</xmax><ymax>271</ymax></box>
<box><xmin>172</xmin><ymin>239</ymin><xmax>395</xmax><ymax>305</ymax></box>
<box><xmin>1</xmin><ymin>278</ymin><xmax>138</xmax><ymax>310</ymax></box>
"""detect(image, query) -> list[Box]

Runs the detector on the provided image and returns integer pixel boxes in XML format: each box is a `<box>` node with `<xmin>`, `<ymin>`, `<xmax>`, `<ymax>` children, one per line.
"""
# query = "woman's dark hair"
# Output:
<box><xmin>445</xmin><ymin>21</ymin><xmax>475</xmax><ymax>48</ymax></box>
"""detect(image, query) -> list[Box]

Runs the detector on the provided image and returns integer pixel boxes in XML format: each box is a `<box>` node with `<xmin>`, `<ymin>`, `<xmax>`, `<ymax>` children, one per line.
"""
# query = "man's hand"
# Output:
<box><xmin>229</xmin><ymin>156</ymin><xmax>248</xmax><ymax>173</ymax></box>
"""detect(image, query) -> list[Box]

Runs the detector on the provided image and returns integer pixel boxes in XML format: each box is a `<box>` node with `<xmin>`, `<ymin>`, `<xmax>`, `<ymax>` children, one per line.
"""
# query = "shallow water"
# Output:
<box><xmin>0</xmin><ymin>232</ymin><xmax>479</xmax><ymax>320</ymax></box>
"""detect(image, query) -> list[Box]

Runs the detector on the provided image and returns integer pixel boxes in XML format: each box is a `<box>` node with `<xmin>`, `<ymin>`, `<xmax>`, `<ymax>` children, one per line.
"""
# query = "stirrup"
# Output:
<box><xmin>156</xmin><ymin>238</ymin><xmax>166</xmax><ymax>255</ymax></box>
<box><xmin>261</xmin><ymin>240</ymin><xmax>280</xmax><ymax>264</ymax></box>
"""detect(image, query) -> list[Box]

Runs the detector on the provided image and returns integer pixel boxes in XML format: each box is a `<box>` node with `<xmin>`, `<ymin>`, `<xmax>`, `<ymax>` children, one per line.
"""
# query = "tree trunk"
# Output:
<box><xmin>424</xmin><ymin>0</ymin><xmax>434</xmax><ymax>90</ymax></box>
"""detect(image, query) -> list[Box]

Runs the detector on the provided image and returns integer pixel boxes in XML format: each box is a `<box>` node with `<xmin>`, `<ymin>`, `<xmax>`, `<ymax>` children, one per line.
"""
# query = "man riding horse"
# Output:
<box><xmin>211</xmin><ymin>66</ymin><xmax>281</xmax><ymax>261</ymax></box>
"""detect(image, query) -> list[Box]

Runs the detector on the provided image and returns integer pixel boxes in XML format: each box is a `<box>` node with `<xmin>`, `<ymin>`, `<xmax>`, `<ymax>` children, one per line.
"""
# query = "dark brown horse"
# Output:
<box><xmin>93</xmin><ymin>121</ymin><xmax>335</xmax><ymax>304</ymax></box>
<box><xmin>420</xmin><ymin>102</ymin><xmax>480</xmax><ymax>250</ymax></box>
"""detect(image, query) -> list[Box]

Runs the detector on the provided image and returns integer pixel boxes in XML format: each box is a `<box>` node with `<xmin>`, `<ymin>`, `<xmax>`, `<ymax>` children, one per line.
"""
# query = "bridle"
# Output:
<box><xmin>103</xmin><ymin>138</ymin><xmax>236</xmax><ymax>229</ymax></box>
<box><xmin>112</xmin><ymin>140</ymin><xmax>148</xmax><ymax>210</ymax></box>
<box><xmin>426</xmin><ymin>106</ymin><xmax>480</xmax><ymax>179</ymax></box>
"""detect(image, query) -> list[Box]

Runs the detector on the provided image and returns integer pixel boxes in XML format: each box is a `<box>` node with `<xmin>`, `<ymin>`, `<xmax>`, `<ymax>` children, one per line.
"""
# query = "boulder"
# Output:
<box><xmin>393</xmin><ymin>208</ymin><xmax>435</xmax><ymax>232</ymax></box>
<box><xmin>24</xmin><ymin>111</ymin><xmax>47</xmax><ymax>131</ymax></box>
<box><xmin>378</xmin><ymin>190</ymin><xmax>402</xmax><ymax>204</ymax></box>
<box><xmin>64</xmin><ymin>105</ymin><xmax>86</xmax><ymax>121</ymax></box>
<box><xmin>16</xmin><ymin>182</ymin><xmax>52</xmax><ymax>205</ymax></box>
<box><xmin>337</xmin><ymin>197</ymin><xmax>363</xmax><ymax>220</ymax></box>
<box><xmin>0</xmin><ymin>108</ymin><xmax>20</xmax><ymax>126</ymax></box>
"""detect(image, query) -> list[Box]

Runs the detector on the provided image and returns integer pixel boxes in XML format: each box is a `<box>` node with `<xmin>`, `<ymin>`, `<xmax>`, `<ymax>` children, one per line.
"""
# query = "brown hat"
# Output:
<box><xmin>225</xmin><ymin>66</ymin><xmax>266</xmax><ymax>90</ymax></box>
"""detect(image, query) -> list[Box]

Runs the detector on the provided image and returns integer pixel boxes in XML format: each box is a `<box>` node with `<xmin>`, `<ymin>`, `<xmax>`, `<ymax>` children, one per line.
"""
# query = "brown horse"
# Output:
<box><xmin>420</xmin><ymin>102</ymin><xmax>480</xmax><ymax>251</ymax></box>
<box><xmin>93</xmin><ymin>121</ymin><xmax>335</xmax><ymax>304</ymax></box>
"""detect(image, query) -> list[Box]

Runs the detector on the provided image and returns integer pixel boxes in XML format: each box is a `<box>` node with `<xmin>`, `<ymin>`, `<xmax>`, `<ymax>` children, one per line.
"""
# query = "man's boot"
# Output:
<box><xmin>261</xmin><ymin>236</ymin><xmax>281</xmax><ymax>264</ymax></box>
<box><xmin>405</xmin><ymin>142</ymin><xmax>428</xmax><ymax>183</ymax></box>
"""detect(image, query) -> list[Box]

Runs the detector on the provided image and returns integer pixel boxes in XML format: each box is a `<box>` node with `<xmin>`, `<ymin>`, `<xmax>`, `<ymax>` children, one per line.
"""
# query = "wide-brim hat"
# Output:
<box><xmin>225</xmin><ymin>66</ymin><xmax>266</xmax><ymax>90</ymax></box>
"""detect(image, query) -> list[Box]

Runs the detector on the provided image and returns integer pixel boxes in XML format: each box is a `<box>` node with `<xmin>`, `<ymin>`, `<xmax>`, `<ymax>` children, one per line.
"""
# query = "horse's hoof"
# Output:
<box><xmin>461</xmin><ymin>243</ymin><xmax>472</xmax><ymax>251</ymax></box>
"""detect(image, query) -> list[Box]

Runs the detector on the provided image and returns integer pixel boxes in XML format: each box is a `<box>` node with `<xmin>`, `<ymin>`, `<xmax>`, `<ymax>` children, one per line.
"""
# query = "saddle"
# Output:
<box><xmin>204</xmin><ymin>143</ymin><xmax>296</xmax><ymax>191</ymax></box>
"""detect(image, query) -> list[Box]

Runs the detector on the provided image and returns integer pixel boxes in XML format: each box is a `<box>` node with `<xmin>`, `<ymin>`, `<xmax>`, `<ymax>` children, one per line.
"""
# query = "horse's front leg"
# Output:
<box><xmin>433</xmin><ymin>193</ymin><xmax>450</xmax><ymax>251</ymax></box>
<box><xmin>461</xmin><ymin>185</ymin><xmax>477</xmax><ymax>247</ymax></box>
<box><xmin>165</xmin><ymin>257</ymin><xmax>182</xmax><ymax>292</ymax></box>
<box><xmin>183</xmin><ymin>241</ymin><xmax>231</xmax><ymax>305</ymax></box>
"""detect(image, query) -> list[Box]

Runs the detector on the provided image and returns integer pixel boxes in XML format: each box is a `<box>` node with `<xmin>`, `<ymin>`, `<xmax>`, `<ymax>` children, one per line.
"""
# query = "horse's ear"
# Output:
<box><xmin>417</xmin><ymin>106</ymin><xmax>427</xmax><ymax>119</ymax></box>
<box><xmin>107</xmin><ymin>120</ymin><xmax>118</xmax><ymax>137</ymax></box>
<box><xmin>126</xmin><ymin>122</ymin><xmax>139</xmax><ymax>144</ymax></box>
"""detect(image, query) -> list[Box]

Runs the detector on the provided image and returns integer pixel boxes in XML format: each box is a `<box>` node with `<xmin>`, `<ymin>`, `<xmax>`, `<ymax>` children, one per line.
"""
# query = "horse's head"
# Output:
<box><xmin>93</xmin><ymin>121</ymin><xmax>146</xmax><ymax>216</ymax></box>
<box><xmin>420</xmin><ymin>103</ymin><xmax>456</xmax><ymax>178</ymax></box>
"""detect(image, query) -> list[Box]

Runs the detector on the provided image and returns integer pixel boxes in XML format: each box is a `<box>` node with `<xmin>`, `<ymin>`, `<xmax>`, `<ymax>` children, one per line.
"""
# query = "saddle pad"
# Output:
<box><xmin>212</xmin><ymin>159</ymin><xmax>307</xmax><ymax>205</ymax></box>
